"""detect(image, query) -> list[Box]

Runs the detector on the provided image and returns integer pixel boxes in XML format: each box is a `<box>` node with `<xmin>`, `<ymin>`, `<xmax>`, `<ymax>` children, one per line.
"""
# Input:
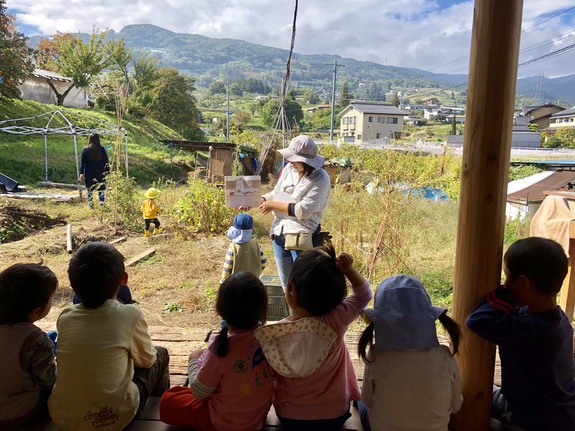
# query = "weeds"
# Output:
<box><xmin>172</xmin><ymin>179</ymin><xmax>235</xmax><ymax>236</ymax></box>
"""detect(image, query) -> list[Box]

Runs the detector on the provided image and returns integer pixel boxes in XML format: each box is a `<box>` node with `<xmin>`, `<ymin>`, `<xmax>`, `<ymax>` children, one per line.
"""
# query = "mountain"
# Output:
<box><xmin>28</xmin><ymin>24</ymin><xmax>575</xmax><ymax>106</ymax></box>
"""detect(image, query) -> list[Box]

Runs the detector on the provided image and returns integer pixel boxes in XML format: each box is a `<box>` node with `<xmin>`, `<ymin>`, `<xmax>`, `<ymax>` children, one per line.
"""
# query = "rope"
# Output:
<box><xmin>256</xmin><ymin>0</ymin><xmax>298</xmax><ymax>175</ymax></box>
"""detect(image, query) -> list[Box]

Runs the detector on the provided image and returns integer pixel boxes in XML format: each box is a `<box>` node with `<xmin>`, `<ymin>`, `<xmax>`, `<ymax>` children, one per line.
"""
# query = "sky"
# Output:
<box><xmin>6</xmin><ymin>0</ymin><xmax>575</xmax><ymax>79</ymax></box>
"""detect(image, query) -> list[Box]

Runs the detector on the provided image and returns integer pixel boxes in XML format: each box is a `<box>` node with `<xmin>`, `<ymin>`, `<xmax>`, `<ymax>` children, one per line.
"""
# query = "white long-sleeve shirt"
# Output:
<box><xmin>263</xmin><ymin>163</ymin><xmax>331</xmax><ymax>236</ymax></box>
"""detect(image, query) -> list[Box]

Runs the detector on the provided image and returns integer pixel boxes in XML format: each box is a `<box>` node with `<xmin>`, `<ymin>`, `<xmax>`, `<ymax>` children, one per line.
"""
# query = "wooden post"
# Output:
<box><xmin>560</xmin><ymin>221</ymin><xmax>575</xmax><ymax>321</ymax></box>
<box><xmin>450</xmin><ymin>1</ymin><xmax>523</xmax><ymax>431</ymax></box>
<box><xmin>66</xmin><ymin>224</ymin><xmax>73</xmax><ymax>254</ymax></box>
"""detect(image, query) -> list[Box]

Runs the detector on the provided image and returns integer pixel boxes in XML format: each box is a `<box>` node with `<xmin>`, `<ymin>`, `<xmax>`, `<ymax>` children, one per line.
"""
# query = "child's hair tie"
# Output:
<box><xmin>220</xmin><ymin>320</ymin><xmax>228</xmax><ymax>330</ymax></box>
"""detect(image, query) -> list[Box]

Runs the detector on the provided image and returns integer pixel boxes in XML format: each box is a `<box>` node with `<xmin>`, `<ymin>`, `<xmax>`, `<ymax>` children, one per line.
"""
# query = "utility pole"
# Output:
<box><xmin>226</xmin><ymin>80</ymin><xmax>230</xmax><ymax>142</ymax></box>
<box><xmin>327</xmin><ymin>60</ymin><xmax>344</xmax><ymax>144</ymax></box>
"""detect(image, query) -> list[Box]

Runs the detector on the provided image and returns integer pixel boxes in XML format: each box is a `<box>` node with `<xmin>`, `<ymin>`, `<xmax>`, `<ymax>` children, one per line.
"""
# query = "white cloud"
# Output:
<box><xmin>6</xmin><ymin>0</ymin><xmax>575</xmax><ymax>78</ymax></box>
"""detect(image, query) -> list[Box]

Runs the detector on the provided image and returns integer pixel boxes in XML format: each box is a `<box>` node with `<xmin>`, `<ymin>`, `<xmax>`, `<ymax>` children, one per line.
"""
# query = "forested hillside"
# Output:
<box><xmin>26</xmin><ymin>24</ymin><xmax>575</xmax><ymax>106</ymax></box>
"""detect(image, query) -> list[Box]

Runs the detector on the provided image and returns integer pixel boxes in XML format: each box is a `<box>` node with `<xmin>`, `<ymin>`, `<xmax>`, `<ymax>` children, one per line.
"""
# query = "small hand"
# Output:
<box><xmin>336</xmin><ymin>252</ymin><xmax>354</xmax><ymax>274</ymax></box>
<box><xmin>189</xmin><ymin>348</ymin><xmax>206</xmax><ymax>360</ymax></box>
<box><xmin>259</xmin><ymin>200</ymin><xmax>272</xmax><ymax>215</ymax></box>
<box><xmin>237</xmin><ymin>205</ymin><xmax>250</xmax><ymax>211</ymax></box>
<box><xmin>79</xmin><ymin>174</ymin><xmax>85</xmax><ymax>182</ymax></box>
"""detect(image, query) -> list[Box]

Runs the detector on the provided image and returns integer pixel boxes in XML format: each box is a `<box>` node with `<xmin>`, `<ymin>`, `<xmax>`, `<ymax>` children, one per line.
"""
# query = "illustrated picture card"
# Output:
<box><xmin>224</xmin><ymin>175</ymin><xmax>262</xmax><ymax>208</ymax></box>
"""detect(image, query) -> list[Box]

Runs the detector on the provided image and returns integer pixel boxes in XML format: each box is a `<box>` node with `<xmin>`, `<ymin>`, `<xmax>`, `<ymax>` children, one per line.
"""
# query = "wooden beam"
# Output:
<box><xmin>450</xmin><ymin>1</ymin><xmax>523</xmax><ymax>430</ymax></box>
<box><xmin>125</xmin><ymin>248</ymin><xmax>156</xmax><ymax>267</ymax></box>
<box><xmin>109</xmin><ymin>236</ymin><xmax>127</xmax><ymax>245</ymax></box>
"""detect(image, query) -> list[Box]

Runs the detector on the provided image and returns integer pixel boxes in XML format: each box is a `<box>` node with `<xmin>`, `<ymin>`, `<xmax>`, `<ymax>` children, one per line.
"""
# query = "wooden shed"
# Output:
<box><xmin>160</xmin><ymin>140</ymin><xmax>258</xmax><ymax>184</ymax></box>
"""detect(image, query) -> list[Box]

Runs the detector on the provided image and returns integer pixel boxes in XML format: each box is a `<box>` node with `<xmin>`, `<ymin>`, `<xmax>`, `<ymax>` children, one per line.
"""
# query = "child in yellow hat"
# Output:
<box><xmin>141</xmin><ymin>188</ymin><xmax>162</xmax><ymax>237</ymax></box>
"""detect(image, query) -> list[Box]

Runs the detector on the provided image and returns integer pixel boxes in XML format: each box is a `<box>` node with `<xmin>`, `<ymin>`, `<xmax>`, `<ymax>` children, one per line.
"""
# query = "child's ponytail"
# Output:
<box><xmin>438</xmin><ymin>312</ymin><xmax>461</xmax><ymax>355</ymax></box>
<box><xmin>357</xmin><ymin>322</ymin><xmax>375</xmax><ymax>364</ymax></box>
<box><xmin>211</xmin><ymin>321</ymin><xmax>230</xmax><ymax>357</ymax></box>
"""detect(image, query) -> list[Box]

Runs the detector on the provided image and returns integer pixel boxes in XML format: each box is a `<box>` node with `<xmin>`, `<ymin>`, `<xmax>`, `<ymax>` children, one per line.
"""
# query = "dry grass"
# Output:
<box><xmin>0</xmin><ymin>179</ymin><xmax>461</xmax><ymax>333</ymax></box>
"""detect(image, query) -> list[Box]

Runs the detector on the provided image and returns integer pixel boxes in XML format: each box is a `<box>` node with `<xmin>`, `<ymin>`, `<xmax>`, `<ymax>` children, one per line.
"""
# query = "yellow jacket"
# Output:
<box><xmin>141</xmin><ymin>199</ymin><xmax>161</xmax><ymax>219</ymax></box>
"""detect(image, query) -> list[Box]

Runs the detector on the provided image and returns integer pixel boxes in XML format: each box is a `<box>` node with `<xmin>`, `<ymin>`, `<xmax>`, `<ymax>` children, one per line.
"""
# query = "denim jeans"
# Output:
<box><xmin>272</xmin><ymin>233</ymin><xmax>302</xmax><ymax>291</ymax></box>
<box><xmin>86</xmin><ymin>187</ymin><xmax>105</xmax><ymax>208</ymax></box>
<box><xmin>355</xmin><ymin>400</ymin><xmax>371</xmax><ymax>431</ymax></box>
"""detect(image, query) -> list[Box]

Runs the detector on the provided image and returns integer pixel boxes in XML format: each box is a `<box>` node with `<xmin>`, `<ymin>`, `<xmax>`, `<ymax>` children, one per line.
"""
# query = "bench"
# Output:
<box><xmin>30</xmin><ymin>397</ymin><xmax>362</xmax><ymax>431</ymax></box>
<box><xmin>124</xmin><ymin>397</ymin><xmax>362</xmax><ymax>430</ymax></box>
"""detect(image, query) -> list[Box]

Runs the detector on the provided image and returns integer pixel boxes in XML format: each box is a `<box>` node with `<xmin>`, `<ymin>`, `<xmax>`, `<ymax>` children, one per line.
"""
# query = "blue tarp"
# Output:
<box><xmin>403</xmin><ymin>186</ymin><xmax>448</xmax><ymax>201</ymax></box>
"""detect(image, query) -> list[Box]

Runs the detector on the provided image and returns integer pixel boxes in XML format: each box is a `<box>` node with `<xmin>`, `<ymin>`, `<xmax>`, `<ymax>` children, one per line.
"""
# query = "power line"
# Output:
<box><xmin>518</xmin><ymin>41</ymin><xmax>575</xmax><ymax>67</ymax></box>
<box><xmin>522</xmin><ymin>6</ymin><xmax>575</xmax><ymax>32</ymax></box>
<box><xmin>425</xmin><ymin>7</ymin><xmax>575</xmax><ymax>74</ymax></box>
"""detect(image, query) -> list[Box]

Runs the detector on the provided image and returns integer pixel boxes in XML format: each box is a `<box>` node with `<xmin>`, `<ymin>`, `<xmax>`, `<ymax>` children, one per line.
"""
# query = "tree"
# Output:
<box><xmin>208</xmin><ymin>81</ymin><xmax>226</xmax><ymax>95</ymax></box>
<box><xmin>152</xmin><ymin>67</ymin><xmax>201</xmax><ymax>139</ymax></box>
<box><xmin>0</xmin><ymin>1</ymin><xmax>35</xmax><ymax>99</ymax></box>
<box><xmin>309</xmin><ymin>109</ymin><xmax>339</xmax><ymax>130</ymax></box>
<box><xmin>391</xmin><ymin>92</ymin><xmax>400</xmax><ymax>107</ymax></box>
<box><xmin>554</xmin><ymin>127</ymin><xmax>575</xmax><ymax>148</ymax></box>
<box><xmin>51</xmin><ymin>28</ymin><xmax>111</xmax><ymax>105</ymax></box>
<box><xmin>261</xmin><ymin>98</ymin><xmax>304</xmax><ymax>128</ymax></box>
<box><xmin>106</xmin><ymin>38</ymin><xmax>133</xmax><ymax>89</ymax></box>
<box><xmin>450</xmin><ymin>115</ymin><xmax>457</xmax><ymax>135</ymax></box>
<box><xmin>229</xmin><ymin>82</ymin><xmax>243</xmax><ymax>97</ymax></box>
<box><xmin>338</xmin><ymin>82</ymin><xmax>353</xmax><ymax>108</ymax></box>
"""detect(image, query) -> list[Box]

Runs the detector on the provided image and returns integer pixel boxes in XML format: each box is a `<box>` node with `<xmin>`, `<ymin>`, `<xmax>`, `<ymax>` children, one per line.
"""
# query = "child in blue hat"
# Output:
<box><xmin>221</xmin><ymin>214</ymin><xmax>266</xmax><ymax>282</ymax></box>
<box><xmin>357</xmin><ymin>275</ymin><xmax>462</xmax><ymax>431</ymax></box>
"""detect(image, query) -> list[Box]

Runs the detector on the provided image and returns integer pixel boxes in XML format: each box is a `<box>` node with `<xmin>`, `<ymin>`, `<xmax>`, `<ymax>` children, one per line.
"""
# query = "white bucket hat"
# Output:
<box><xmin>254</xmin><ymin>318</ymin><xmax>336</xmax><ymax>378</ymax></box>
<box><xmin>278</xmin><ymin>135</ymin><xmax>325</xmax><ymax>169</ymax></box>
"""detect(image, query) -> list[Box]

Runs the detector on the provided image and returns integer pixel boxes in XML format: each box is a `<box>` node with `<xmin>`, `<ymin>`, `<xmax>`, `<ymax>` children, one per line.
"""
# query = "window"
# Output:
<box><xmin>368</xmin><ymin>116</ymin><xmax>373</xmax><ymax>122</ymax></box>
<box><xmin>386</xmin><ymin>117</ymin><xmax>398</xmax><ymax>124</ymax></box>
<box><xmin>377</xmin><ymin>117</ymin><xmax>381</xmax><ymax>123</ymax></box>
<box><xmin>376</xmin><ymin>133</ymin><xmax>381</xmax><ymax>139</ymax></box>
<box><xmin>357</xmin><ymin>134</ymin><xmax>362</xmax><ymax>140</ymax></box>
<box><xmin>343</xmin><ymin>117</ymin><xmax>348</xmax><ymax>125</ymax></box>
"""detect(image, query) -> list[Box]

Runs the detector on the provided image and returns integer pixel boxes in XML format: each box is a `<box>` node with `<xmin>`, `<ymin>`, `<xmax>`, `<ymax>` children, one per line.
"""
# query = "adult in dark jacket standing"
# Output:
<box><xmin>79</xmin><ymin>133</ymin><xmax>109</xmax><ymax>208</ymax></box>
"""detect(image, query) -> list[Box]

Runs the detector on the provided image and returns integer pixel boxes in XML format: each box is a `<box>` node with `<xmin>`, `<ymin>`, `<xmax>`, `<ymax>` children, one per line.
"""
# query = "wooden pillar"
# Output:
<box><xmin>560</xmin><ymin>221</ymin><xmax>575</xmax><ymax>321</ymax></box>
<box><xmin>450</xmin><ymin>1</ymin><xmax>523</xmax><ymax>431</ymax></box>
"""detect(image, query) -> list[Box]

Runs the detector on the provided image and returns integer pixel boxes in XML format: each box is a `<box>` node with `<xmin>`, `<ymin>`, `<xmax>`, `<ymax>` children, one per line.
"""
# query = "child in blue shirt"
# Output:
<box><xmin>467</xmin><ymin>237</ymin><xmax>575</xmax><ymax>431</ymax></box>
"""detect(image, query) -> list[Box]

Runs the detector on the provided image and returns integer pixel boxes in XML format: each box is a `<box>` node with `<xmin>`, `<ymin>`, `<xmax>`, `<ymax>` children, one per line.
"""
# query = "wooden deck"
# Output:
<box><xmin>31</xmin><ymin>323</ymin><xmax>503</xmax><ymax>430</ymax></box>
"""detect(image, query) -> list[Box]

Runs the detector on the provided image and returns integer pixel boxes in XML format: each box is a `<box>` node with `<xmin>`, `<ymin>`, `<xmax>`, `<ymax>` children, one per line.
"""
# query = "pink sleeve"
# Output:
<box><xmin>325</xmin><ymin>280</ymin><xmax>372</xmax><ymax>333</ymax></box>
<box><xmin>196</xmin><ymin>347</ymin><xmax>222</xmax><ymax>388</ymax></box>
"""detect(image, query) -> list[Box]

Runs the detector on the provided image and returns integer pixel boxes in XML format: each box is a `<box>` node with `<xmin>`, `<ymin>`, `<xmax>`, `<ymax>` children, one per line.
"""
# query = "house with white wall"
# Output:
<box><xmin>339</xmin><ymin>102</ymin><xmax>407</xmax><ymax>145</ymax></box>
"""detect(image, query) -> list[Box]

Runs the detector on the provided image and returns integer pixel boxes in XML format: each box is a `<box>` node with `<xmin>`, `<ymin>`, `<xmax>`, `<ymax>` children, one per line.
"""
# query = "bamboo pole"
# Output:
<box><xmin>450</xmin><ymin>1</ymin><xmax>523</xmax><ymax>430</ymax></box>
<box><xmin>66</xmin><ymin>224</ymin><xmax>73</xmax><ymax>254</ymax></box>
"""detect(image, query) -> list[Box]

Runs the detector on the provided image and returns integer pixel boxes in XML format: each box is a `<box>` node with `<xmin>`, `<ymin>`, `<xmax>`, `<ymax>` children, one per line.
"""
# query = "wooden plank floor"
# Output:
<box><xmin>33</xmin><ymin>322</ymin><xmax>504</xmax><ymax>430</ymax></box>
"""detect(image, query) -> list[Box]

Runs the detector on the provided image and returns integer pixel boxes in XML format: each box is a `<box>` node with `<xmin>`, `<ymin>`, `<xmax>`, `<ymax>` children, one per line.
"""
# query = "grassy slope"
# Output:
<box><xmin>0</xmin><ymin>99</ymin><xmax>197</xmax><ymax>187</ymax></box>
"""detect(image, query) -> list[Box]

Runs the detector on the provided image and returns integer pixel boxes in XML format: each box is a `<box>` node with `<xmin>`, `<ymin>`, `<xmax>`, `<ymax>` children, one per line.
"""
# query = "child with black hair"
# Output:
<box><xmin>0</xmin><ymin>263</ymin><xmax>58</xmax><ymax>427</ymax></box>
<box><xmin>254</xmin><ymin>244</ymin><xmax>372</xmax><ymax>431</ymax></box>
<box><xmin>467</xmin><ymin>237</ymin><xmax>575</xmax><ymax>431</ymax></box>
<box><xmin>356</xmin><ymin>274</ymin><xmax>462</xmax><ymax>431</ymax></box>
<box><xmin>160</xmin><ymin>272</ymin><xmax>274</xmax><ymax>431</ymax></box>
<box><xmin>48</xmin><ymin>241</ymin><xmax>170</xmax><ymax>431</ymax></box>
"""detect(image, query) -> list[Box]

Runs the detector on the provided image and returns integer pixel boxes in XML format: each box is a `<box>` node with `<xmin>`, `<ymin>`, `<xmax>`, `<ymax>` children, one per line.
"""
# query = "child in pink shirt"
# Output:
<box><xmin>159</xmin><ymin>272</ymin><xmax>274</xmax><ymax>431</ymax></box>
<box><xmin>255</xmin><ymin>244</ymin><xmax>372</xmax><ymax>431</ymax></box>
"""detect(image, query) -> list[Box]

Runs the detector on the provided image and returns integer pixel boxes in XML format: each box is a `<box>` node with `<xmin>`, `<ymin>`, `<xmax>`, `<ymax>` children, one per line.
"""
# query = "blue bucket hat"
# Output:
<box><xmin>227</xmin><ymin>214</ymin><xmax>254</xmax><ymax>244</ymax></box>
<box><xmin>363</xmin><ymin>274</ymin><xmax>447</xmax><ymax>351</ymax></box>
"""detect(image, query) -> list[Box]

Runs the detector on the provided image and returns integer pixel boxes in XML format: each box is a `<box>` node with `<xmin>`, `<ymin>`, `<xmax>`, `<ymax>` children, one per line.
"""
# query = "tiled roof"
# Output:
<box><xmin>343</xmin><ymin>103</ymin><xmax>407</xmax><ymax>115</ymax></box>
<box><xmin>550</xmin><ymin>107</ymin><xmax>575</xmax><ymax>118</ymax></box>
<box><xmin>31</xmin><ymin>69</ymin><xmax>72</xmax><ymax>83</ymax></box>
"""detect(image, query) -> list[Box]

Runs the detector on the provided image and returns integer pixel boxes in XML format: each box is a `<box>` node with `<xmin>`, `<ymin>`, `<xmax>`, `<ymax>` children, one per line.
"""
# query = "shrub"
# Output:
<box><xmin>173</xmin><ymin>179</ymin><xmax>235</xmax><ymax>236</ymax></box>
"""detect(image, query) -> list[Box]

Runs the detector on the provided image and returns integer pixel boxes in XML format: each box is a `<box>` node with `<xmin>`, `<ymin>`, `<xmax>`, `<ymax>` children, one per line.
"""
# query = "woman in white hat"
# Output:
<box><xmin>259</xmin><ymin>135</ymin><xmax>331</xmax><ymax>291</ymax></box>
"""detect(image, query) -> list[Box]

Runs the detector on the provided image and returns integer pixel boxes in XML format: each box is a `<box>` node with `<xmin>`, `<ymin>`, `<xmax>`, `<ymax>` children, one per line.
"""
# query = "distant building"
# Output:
<box><xmin>19</xmin><ymin>69</ymin><xmax>88</xmax><ymax>108</ymax></box>
<box><xmin>548</xmin><ymin>106</ymin><xmax>575</xmax><ymax>131</ymax></box>
<box><xmin>339</xmin><ymin>101</ymin><xmax>407</xmax><ymax>145</ymax></box>
<box><xmin>523</xmin><ymin>103</ymin><xmax>565</xmax><ymax>130</ymax></box>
